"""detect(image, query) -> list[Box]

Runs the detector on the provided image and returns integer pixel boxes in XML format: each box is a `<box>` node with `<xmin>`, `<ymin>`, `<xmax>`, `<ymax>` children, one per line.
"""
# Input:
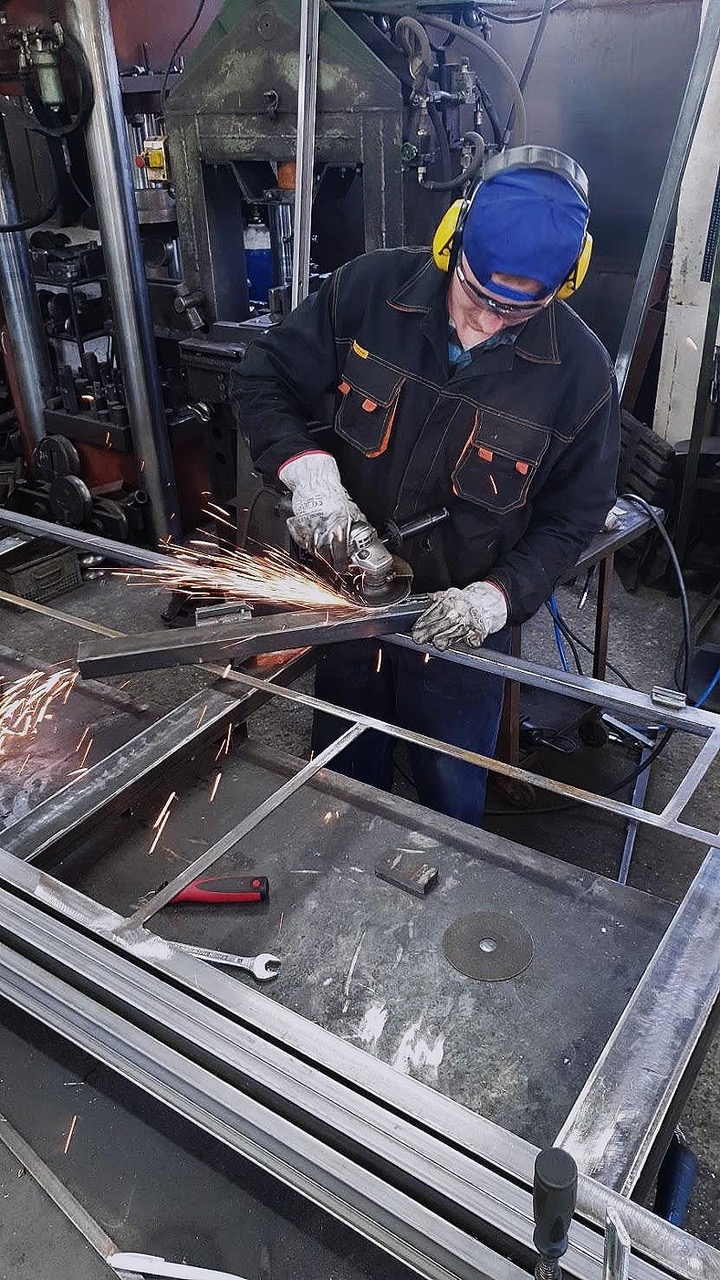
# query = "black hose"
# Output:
<box><xmin>161</xmin><ymin>0</ymin><xmax>209</xmax><ymax>113</ymax></box>
<box><xmin>395</xmin><ymin>14</ymin><xmax>434</xmax><ymax>88</ymax></box>
<box><xmin>420</xmin><ymin>127</ymin><xmax>484</xmax><ymax>193</ymax></box>
<box><xmin>415</xmin><ymin>14</ymin><xmax>527</xmax><ymax>146</ymax></box>
<box><xmin>621</xmin><ymin>493</ymin><xmax>692</xmax><ymax>694</ymax></box>
<box><xmin>488</xmin><ymin>0</ymin><xmax>574</xmax><ymax>25</ymax></box>
<box><xmin>477</xmin><ymin>82</ymin><xmax>503</xmax><ymax>149</ymax></box>
<box><xmin>20</xmin><ymin>32</ymin><xmax>94</xmax><ymax>139</ymax></box>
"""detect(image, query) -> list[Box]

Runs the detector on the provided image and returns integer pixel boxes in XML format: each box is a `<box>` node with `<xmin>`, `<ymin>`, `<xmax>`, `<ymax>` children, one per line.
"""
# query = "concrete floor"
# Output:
<box><xmin>0</xmin><ymin>563</ymin><xmax>718</xmax><ymax>1258</ymax></box>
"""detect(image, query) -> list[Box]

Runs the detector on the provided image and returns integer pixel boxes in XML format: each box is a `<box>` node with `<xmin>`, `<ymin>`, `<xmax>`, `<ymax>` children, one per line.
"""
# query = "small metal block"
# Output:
<box><xmin>375</xmin><ymin>852</ymin><xmax>438</xmax><ymax>897</ymax></box>
<box><xmin>651</xmin><ymin>686</ymin><xmax>687</xmax><ymax>709</ymax></box>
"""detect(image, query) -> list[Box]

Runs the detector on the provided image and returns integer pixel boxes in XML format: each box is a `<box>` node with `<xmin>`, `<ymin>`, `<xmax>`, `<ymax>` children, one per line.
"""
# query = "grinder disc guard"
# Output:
<box><xmin>349</xmin><ymin>555</ymin><xmax>413</xmax><ymax>607</ymax></box>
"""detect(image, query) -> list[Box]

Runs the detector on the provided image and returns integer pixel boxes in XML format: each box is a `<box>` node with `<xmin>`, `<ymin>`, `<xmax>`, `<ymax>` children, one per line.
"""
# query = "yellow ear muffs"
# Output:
<box><xmin>557</xmin><ymin>230</ymin><xmax>593</xmax><ymax>300</ymax></box>
<box><xmin>432</xmin><ymin>199</ymin><xmax>464</xmax><ymax>271</ymax></box>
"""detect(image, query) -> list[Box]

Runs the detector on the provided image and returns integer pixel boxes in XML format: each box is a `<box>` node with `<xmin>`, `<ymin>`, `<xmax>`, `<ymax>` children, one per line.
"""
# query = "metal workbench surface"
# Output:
<box><xmin>65</xmin><ymin>739</ymin><xmax>674</xmax><ymax>1146</ymax></box>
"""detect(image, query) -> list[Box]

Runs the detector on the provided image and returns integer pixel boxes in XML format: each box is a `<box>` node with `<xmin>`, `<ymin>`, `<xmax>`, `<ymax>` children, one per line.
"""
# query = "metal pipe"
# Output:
<box><xmin>63</xmin><ymin>0</ymin><xmax>180</xmax><ymax>544</ymax></box>
<box><xmin>290</xmin><ymin>0</ymin><xmax>321</xmax><ymax>309</ymax></box>
<box><xmin>0</xmin><ymin>505</ymin><xmax>178</xmax><ymax>568</ymax></box>
<box><xmin>0</xmin><ymin>112</ymin><xmax>54</xmax><ymax>455</ymax></box>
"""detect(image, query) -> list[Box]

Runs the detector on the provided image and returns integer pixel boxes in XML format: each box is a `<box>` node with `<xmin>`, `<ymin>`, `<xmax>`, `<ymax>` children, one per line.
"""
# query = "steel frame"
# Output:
<box><xmin>0</xmin><ymin>847</ymin><xmax>718</xmax><ymax>1280</ymax></box>
<box><xmin>0</xmin><ymin>581</ymin><xmax>719</xmax><ymax>1272</ymax></box>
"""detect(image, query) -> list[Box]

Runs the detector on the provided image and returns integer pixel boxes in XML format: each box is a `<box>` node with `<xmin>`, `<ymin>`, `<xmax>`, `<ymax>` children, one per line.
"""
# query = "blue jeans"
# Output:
<box><xmin>311</xmin><ymin>629</ymin><xmax>511</xmax><ymax>826</ymax></box>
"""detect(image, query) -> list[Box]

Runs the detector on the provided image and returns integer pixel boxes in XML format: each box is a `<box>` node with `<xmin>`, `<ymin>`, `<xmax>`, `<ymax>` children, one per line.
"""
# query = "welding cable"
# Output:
<box><xmin>415</xmin><ymin>14</ymin><xmax>527</xmax><ymax>146</ymax></box>
<box><xmin>161</xmin><ymin>0</ymin><xmax>209</xmax><ymax>113</ymax></box>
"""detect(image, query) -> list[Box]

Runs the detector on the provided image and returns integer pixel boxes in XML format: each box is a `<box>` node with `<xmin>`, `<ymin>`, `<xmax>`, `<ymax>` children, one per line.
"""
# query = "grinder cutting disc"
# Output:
<box><xmin>442</xmin><ymin>911</ymin><xmax>534</xmax><ymax>981</ymax></box>
<box><xmin>351</xmin><ymin>555</ymin><xmax>413</xmax><ymax>608</ymax></box>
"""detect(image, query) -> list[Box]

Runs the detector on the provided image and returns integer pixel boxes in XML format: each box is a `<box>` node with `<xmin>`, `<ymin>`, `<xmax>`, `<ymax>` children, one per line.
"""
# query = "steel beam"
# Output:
<box><xmin>556</xmin><ymin>846</ymin><xmax>720</xmax><ymax>1193</ymax></box>
<box><xmin>1</xmin><ymin>847</ymin><xmax>717</xmax><ymax>1280</ymax></box>
<box><xmin>1</xmin><ymin>652</ymin><xmax>312</xmax><ymax>866</ymax></box>
<box><xmin>185</xmin><ymin>665</ymin><xmax>720</xmax><ymax>851</ymax></box>
<box><xmin>76</xmin><ymin>601</ymin><xmax>428</xmax><ymax>677</ymax></box>
<box><xmin>0</xmin><ymin>507</ymin><xmax>180</xmax><ymax>570</ymax></box>
<box><xmin>0</xmin><ymin>856</ymin><xmax>717</xmax><ymax>1280</ymax></box>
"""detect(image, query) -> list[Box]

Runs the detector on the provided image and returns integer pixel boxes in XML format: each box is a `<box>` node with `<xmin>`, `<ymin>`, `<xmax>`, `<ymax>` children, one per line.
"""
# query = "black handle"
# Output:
<box><xmin>532</xmin><ymin>1148</ymin><xmax>577</xmax><ymax>1262</ymax></box>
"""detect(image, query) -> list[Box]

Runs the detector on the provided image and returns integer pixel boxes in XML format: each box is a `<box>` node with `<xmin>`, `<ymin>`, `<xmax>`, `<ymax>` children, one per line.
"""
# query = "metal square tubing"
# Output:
<box><xmin>150</xmin><ymin>665</ymin><xmax>720</xmax><ymax>855</ymax></box>
<box><xmin>556</xmin><ymin>846</ymin><xmax>720</xmax><ymax>1194</ymax></box>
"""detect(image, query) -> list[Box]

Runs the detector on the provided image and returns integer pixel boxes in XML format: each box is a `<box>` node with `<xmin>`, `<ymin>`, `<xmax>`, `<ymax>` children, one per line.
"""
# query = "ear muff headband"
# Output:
<box><xmin>432</xmin><ymin>145</ymin><xmax>592</xmax><ymax>299</ymax></box>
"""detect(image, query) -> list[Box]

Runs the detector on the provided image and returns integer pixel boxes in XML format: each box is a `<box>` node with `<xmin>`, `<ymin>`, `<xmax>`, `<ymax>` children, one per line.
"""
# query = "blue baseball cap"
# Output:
<box><xmin>461</xmin><ymin>167</ymin><xmax>589</xmax><ymax>302</ymax></box>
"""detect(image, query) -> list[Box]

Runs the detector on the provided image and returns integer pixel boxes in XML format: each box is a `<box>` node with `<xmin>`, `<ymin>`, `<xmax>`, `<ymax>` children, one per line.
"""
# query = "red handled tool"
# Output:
<box><xmin>170</xmin><ymin>875</ymin><xmax>269</xmax><ymax>905</ymax></box>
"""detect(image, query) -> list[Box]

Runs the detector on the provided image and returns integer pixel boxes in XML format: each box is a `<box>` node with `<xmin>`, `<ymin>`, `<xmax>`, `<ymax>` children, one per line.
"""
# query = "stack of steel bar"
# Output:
<box><xmin>0</xmin><ymin>849</ymin><xmax>717</xmax><ymax>1280</ymax></box>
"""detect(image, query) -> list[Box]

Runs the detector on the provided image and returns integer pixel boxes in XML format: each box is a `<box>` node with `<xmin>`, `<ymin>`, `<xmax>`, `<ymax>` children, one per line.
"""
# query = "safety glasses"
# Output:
<box><xmin>455</xmin><ymin>260</ymin><xmax>554</xmax><ymax>320</ymax></box>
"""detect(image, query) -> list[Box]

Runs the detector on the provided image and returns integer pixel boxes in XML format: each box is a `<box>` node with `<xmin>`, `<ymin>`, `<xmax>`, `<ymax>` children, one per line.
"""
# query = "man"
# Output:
<box><xmin>234</xmin><ymin>151</ymin><xmax>620</xmax><ymax>825</ymax></box>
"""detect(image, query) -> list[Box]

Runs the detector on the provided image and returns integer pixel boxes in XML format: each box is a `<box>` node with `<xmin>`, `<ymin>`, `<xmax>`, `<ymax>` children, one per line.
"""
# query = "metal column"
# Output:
<box><xmin>0</xmin><ymin>112</ymin><xmax>53</xmax><ymax>454</ymax></box>
<box><xmin>63</xmin><ymin>0</ymin><xmax>180</xmax><ymax>544</ymax></box>
<box><xmin>290</xmin><ymin>0</ymin><xmax>321</xmax><ymax>310</ymax></box>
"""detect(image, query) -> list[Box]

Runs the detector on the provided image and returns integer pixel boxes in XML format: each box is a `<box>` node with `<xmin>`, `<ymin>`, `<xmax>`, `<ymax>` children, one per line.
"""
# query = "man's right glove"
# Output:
<box><xmin>278</xmin><ymin>451</ymin><xmax>363</xmax><ymax>572</ymax></box>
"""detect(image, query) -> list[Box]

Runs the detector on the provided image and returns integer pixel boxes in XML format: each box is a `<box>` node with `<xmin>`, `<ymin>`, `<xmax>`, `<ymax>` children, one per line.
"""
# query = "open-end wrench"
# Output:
<box><xmin>174</xmin><ymin>943</ymin><xmax>281</xmax><ymax>981</ymax></box>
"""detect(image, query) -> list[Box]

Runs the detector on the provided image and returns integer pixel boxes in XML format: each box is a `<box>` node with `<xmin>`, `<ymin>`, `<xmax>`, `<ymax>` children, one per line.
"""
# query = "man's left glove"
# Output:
<box><xmin>412</xmin><ymin>582</ymin><xmax>508</xmax><ymax>651</ymax></box>
<box><xmin>278</xmin><ymin>451</ymin><xmax>364</xmax><ymax>572</ymax></box>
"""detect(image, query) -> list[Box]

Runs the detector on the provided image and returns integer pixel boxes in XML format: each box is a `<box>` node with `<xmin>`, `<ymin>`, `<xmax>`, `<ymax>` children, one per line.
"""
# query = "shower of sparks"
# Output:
<box><xmin>0</xmin><ymin>667</ymin><xmax>78</xmax><ymax>756</ymax></box>
<box><xmin>209</xmin><ymin>771</ymin><xmax>222</xmax><ymax>803</ymax></box>
<box><xmin>114</xmin><ymin>507</ymin><xmax>354</xmax><ymax>614</ymax></box>
<box><xmin>214</xmin><ymin>723</ymin><xmax>232</xmax><ymax>762</ymax></box>
<box><xmin>375</xmin><ymin>649</ymin><xmax>383</xmax><ymax>674</ymax></box>
<box><xmin>196</xmin><ymin>704</ymin><xmax>208</xmax><ymax>729</ymax></box>
<box><xmin>63</xmin><ymin>1115</ymin><xmax>78</xmax><ymax>1155</ymax></box>
<box><xmin>424</xmin><ymin>652</ymin><xmax>431</xmax><ymax>664</ymax></box>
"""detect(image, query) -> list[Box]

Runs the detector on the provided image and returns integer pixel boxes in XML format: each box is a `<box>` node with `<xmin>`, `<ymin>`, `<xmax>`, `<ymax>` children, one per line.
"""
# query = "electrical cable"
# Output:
<box><xmin>695</xmin><ymin>666</ymin><xmax>720</xmax><ymax>708</ymax></box>
<box><xmin>486</xmin><ymin>495</ymin><xmax>694</xmax><ymax>817</ymax></box>
<box><xmin>161</xmin><ymin>0</ymin><xmax>209</xmax><ymax>114</ymax></box>
<box><xmin>622</xmin><ymin>493</ymin><xmax>692</xmax><ymax>694</ymax></box>
<box><xmin>503</xmin><ymin>0</ymin><xmax>552</xmax><ymax>141</ymax></box>
<box><xmin>550</xmin><ymin>606</ymin><xmax>636</xmax><ymax>689</ymax></box>
<box><xmin>546</xmin><ymin>595</ymin><xmax>571</xmax><ymax>673</ymax></box>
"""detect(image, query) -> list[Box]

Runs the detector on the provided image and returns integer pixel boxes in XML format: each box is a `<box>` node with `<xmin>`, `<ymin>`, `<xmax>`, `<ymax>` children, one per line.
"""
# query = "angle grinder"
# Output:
<box><xmin>345</xmin><ymin>506</ymin><xmax>449</xmax><ymax>607</ymax></box>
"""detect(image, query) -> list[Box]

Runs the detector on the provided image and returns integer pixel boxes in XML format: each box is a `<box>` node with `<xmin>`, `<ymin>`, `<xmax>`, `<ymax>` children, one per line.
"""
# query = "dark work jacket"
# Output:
<box><xmin>234</xmin><ymin>248</ymin><xmax>620</xmax><ymax>624</ymax></box>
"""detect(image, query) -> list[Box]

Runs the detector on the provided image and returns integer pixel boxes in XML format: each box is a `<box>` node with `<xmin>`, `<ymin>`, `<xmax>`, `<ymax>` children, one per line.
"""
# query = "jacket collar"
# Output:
<box><xmin>388</xmin><ymin>254</ymin><xmax>562</xmax><ymax>367</ymax></box>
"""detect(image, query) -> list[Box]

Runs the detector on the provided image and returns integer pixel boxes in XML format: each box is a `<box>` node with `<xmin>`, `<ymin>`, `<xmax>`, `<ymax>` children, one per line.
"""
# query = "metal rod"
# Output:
<box><xmin>616</xmin><ymin>738</ymin><xmax>654</xmax><ymax>887</ymax></box>
<box><xmin>76</xmin><ymin>600</ymin><xmax>428</xmax><ymax>677</ymax></box>
<box><xmin>0</xmin><ymin>506</ymin><xmax>181</xmax><ymax>569</ymax></box>
<box><xmin>614</xmin><ymin>0</ymin><xmax>720</xmax><ymax>399</ymax></box>
<box><xmin>555</xmin><ymin>846</ymin><xmax>720</xmax><ymax>1194</ymax></box>
<box><xmin>660</xmin><ymin>726</ymin><xmax>720</xmax><ymax>820</ymax></box>
<box><xmin>0</xmin><ymin>111</ymin><xmax>54</xmax><ymax>453</ymax></box>
<box><xmin>0</xmin><ymin>1113</ymin><xmax>124</xmax><ymax>1268</ymax></box>
<box><xmin>63</xmin><ymin>0</ymin><xmax>181</xmax><ymax>544</ymax></box>
<box><xmin>290</xmin><ymin>0</ymin><xmax>321</xmax><ymax>308</ymax></box>
<box><xmin>0</xmin><ymin>587</ymin><xmax>121</xmax><ymax>637</ymax></box>
<box><xmin>125</xmin><ymin>722</ymin><xmax>365</xmax><ymax>926</ymax></box>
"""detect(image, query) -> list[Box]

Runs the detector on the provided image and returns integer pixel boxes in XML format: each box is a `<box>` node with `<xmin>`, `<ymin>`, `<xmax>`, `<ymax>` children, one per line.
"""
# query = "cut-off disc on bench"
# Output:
<box><xmin>442</xmin><ymin>911</ymin><xmax>534</xmax><ymax>981</ymax></box>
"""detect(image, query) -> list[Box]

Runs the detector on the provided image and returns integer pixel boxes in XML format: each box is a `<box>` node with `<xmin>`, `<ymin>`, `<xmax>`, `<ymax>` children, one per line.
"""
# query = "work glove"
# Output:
<box><xmin>278</xmin><ymin>451</ymin><xmax>364</xmax><ymax>572</ymax></box>
<box><xmin>412</xmin><ymin>582</ymin><xmax>508</xmax><ymax>651</ymax></box>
